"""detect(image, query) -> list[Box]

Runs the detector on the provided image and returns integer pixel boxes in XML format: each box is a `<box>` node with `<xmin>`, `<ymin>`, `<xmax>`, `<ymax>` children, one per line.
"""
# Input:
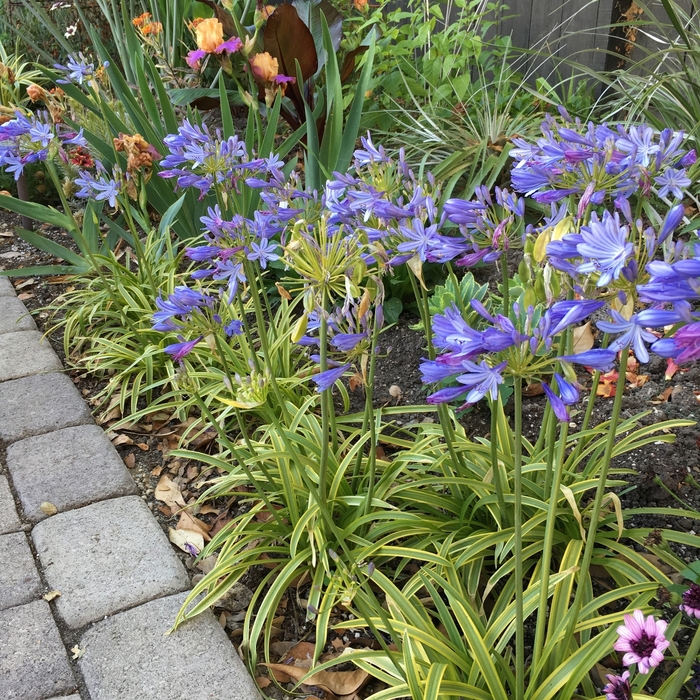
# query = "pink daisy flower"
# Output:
<box><xmin>680</xmin><ymin>583</ymin><xmax>700</xmax><ymax>619</ymax></box>
<box><xmin>603</xmin><ymin>671</ymin><xmax>631</xmax><ymax>700</ymax></box>
<box><xmin>614</xmin><ymin>609</ymin><xmax>670</xmax><ymax>674</ymax></box>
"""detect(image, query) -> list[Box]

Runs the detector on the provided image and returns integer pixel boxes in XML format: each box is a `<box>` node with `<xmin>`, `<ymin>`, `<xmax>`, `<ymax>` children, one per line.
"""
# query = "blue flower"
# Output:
<box><xmin>542</xmin><ymin>382</ymin><xmax>570</xmax><ymax>421</ymax></box>
<box><xmin>655</xmin><ymin>168</ymin><xmax>691</xmax><ymax>200</ymax></box>
<box><xmin>330</xmin><ymin>332</ymin><xmax>367</xmax><ymax>352</ymax></box>
<box><xmin>427</xmin><ymin>360</ymin><xmax>507</xmax><ymax>406</ymax></box>
<box><xmin>224</xmin><ymin>320</ymin><xmax>243</xmax><ymax>337</ymax></box>
<box><xmin>247</xmin><ymin>238</ymin><xmax>279</xmax><ymax>269</ymax></box>
<box><xmin>312</xmin><ymin>363</ymin><xmax>351</xmax><ymax>392</ymax></box>
<box><xmin>576</xmin><ymin>211</ymin><xmax>634</xmax><ymax>286</ymax></box>
<box><xmin>165</xmin><ymin>336</ymin><xmax>202</xmax><ymax>362</ymax></box>
<box><xmin>558</xmin><ymin>349</ymin><xmax>617</xmax><ymax>371</ymax></box>
<box><xmin>652</xmin><ymin>321</ymin><xmax>700</xmax><ymax>364</ymax></box>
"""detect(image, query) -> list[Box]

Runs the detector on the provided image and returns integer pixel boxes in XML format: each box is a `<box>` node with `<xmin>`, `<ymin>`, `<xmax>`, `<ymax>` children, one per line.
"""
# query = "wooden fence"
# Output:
<box><xmin>479</xmin><ymin>0</ymin><xmax>698</xmax><ymax>84</ymax></box>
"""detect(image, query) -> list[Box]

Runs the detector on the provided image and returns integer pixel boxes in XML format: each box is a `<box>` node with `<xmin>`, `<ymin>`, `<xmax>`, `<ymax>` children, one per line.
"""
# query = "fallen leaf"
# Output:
<box><xmin>135</xmin><ymin>442</ymin><xmax>149</xmax><ymax>451</ymax></box>
<box><xmin>70</xmin><ymin>645</ymin><xmax>85</xmax><ymax>659</ymax></box>
<box><xmin>168</xmin><ymin>527</ymin><xmax>204</xmax><ymax>555</ymax></box>
<box><xmin>177</xmin><ymin>510</ymin><xmax>212</xmax><ymax>541</ymax></box>
<box><xmin>43</xmin><ymin>590</ymin><xmax>61</xmax><ymax>601</ymax></box>
<box><xmin>256</xmin><ymin>677</ymin><xmax>272</xmax><ymax>689</ymax></box>
<box><xmin>14</xmin><ymin>277</ymin><xmax>34</xmax><ymax>290</ymax></box>
<box><xmin>262</xmin><ymin>660</ymin><xmax>368</xmax><ymax>696</ymax></box>
<box><xmin>665</xmin><ymin>358</ymin><xmax>679</xmax><ymax>381</ymax></box>
<box><xmin>111</xmin><ymin>434</ymin><xmax>134</xmax><ymax>446</ymax></box>
<box><xmin>154</xmin><ymin>474</ymin><xmax>187</xmax><ymax>510</ymax></box>
<box><xmin>40</xmin><ymin>502</ymin><xmax>58</xmax><ymax>516</ymax></box>
<box><xmin>17</xmin><ymin>292</ymin><xmax>33</xmax><ymax>300</ymax></box>
<box><xmin>572</xmin><ymin>322</ymin><xmax>594</xmax><ymax>354</ymax></box>
<box><xmin>123</xmin><ymin>453</ymin><xmax>136</xmax><ymax>469</ymax></box>
<box><xmin>653</xmin><ymin>387</ymin><xmax>674</xmax><ymax>404</ymax></box>
<box><xmin>523</xmin><ymin>382</ymin><xmax>544</xmax><ymax>397</ymax></box>
<box><xmin>0</xmin><ymin>251</ymin><xmax>22</xmax><ymax>258</ymax></box>
<box><xmin>157</xmin><ymin>505</ymin><xmax>172</xmax><ymax>517</ymax></box>
<box><xmin>198</xmin><ymin>504</ymin><xmax>220</xmax><ymax>515</ymax></box>
<box><xmin>151</xmin><ymin>465</ymin><xmax>163</xmax><ymax>477</ymax></box>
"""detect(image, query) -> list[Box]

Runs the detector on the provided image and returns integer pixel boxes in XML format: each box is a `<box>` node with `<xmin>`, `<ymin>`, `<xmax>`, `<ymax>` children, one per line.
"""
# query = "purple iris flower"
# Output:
<box><xmin>558</xmin><ymin>349</ymin><xmax>617</xmax><ymax>371</ymax></box>
<box><xmin>312</xmin><ymin>363</ymin><xmax>351</xmax><ymax>392</ymax></box>
<box><xmin>576</xmin><ymin>211</ymin><xmax>634</xmax><ymax>286</ymax></box>
<box><xmin>165</xmin><ymin>336</ymin><xmax>202</xmax><ymax>362</ymax></box>
<box><xmin>214</xmin><ymin>37</ymin><xmax>243</xmax><ymax>54</ymax></box>
<box><xmin>185</xmin><ymin>49</ymin><xmax>206</xmax><ymax>68</ymax></box>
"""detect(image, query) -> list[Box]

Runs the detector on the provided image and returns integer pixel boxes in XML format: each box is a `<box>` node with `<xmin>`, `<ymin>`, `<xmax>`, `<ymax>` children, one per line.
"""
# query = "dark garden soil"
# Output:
<box><xmin>2</xmin><ymin>207</ymin><xmax>700</xmax><ymax>697</ymax></box>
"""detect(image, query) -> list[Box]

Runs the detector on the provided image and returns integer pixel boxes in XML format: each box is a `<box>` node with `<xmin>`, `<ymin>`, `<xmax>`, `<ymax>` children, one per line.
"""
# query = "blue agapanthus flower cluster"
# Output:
<box><xmin>53</xmin><ymin>53</ymin><xmax>108</xmax><ymax>85</ymax></box>
<box><xmin>0</xmin><ymin>110</ymin><xmax>87</xmax><ymax>180</ymax></box>
<box><xmin>511</xmin><ymin>108</ymin><xmax>695</xmax><ymax>206</ymax></box>
<box><xmin>158</xmin><ymin>120</ymin><xmax>284</xmax><ymax>199</ymax></box>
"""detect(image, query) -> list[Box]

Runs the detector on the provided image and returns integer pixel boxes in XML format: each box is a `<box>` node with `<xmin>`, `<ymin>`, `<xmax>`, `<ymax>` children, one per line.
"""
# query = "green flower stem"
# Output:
<box><xmin>662</xmin><ymin>619</ymin><xmax>700</xmax><ymax>700</ymax></box>
<box><xmin>243</xmin><ymin>263</ymin><xmax>289</xmax><ymax>420</ymax></box>
<box><xmin>318</xmin><ymin>290</ymin><xmax>330</xmax><ymax>502</ymax></box>
<box><xmin>409</xmin><ymin>271</ymin><xmax>465</xmax><ymax>497</ymax></box>
<box><xmin>489</xmin><ymin>394</ymin><xmax>508</xmax><ymax>526</ymax></box>
<box><xmin>562</xmin><ymin>347</ymin><xmax>629</xmax><ymax>650</ymax></box>
<box><xmin>541</xmin><ymin>407</ymin><xmax>556</xmax><ymax>496</ymax></box>
<box><xmin>531</xmin><ymin>418</ymin><xmax>569</xmax><ymax>685</ymax></box>
<box><xmin>235</xmin><ymin>294</ymin><xmax>262</xmax><ymax>374</ymax></box>
<box><xmin>362</xmin><ymin>308</ymin><xmax>382</xmax><ymax>520</ymax></box>
<box><xmin>533</xmin><ymin>402</ymin><xmax>553</xmax><ymax>458</ymax></box>
<box><xmin>501</xmin><ymin>255</ymin><xmax>510</xmax><ymax>315</ymax></box>
<box><xmin>513</xmin><ymin>377</ymin><xmax>525</xmax><ymax>700</ymax></box>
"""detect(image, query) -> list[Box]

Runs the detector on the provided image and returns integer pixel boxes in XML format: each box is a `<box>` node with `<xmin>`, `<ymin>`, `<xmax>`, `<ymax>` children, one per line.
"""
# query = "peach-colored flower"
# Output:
<box><xmin>27</xmin><ymin>84</ymin><xmax>47</xmax><ymax>103</ymax></box>
<box><xmin>142</xmin><ymin>21</ymin><xmax>162</xmax><ymax>36</ymax></box>
<box><xmin>249</xmin><ymin>52</ymin><xmax>278</xmax><ymax>82</ymax></box>
<box><xmin>196</xmin><ymin>18</ymin><xmax>224</xmax><ymax>53</ymax></box>
<box><xmin>132</xmin><ymin>12</ymin><xmax>151</xmax><ymax>28</ymax></box>
<box><xmin>353</xmin><ymin>0</ymin><xmax>368</xmax><ymax>11</ymax></box>
<box><xmin>114</xmin><ymin>133</ymin><xmax>161</xmax><ymax>173</ymax></box>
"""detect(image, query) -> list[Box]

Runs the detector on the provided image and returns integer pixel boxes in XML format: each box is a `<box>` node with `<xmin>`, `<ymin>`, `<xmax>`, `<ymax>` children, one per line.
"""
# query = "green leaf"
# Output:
<box><xmin>13</xmin><ymin>228</ymin><xmax>87</xmax><ymax>268</ymax></box>
<box><xmin>0</xmin><ymin>195</ymin><xmax>75</xmax><ymax>232</ymax></box>
<box><xmin>384</xmin><ymin>297</ymin><xmax>403</xmax><ymax>325</ymax></box>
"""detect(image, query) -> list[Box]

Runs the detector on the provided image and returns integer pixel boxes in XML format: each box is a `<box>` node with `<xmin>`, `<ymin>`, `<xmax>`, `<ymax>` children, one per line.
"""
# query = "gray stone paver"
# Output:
<box><xmin>0</xmin><ymin>276</ymin><xmax>14</xmax><ymax>296</ymax></box>
<box><xmin>0</xmin><ymin>476</ymin><xmax>20</xmax><ymax>535</ymax></box>
<box><xmin>0</xmin><ymin>600</ymin><xmax>77</xmax><ymax>700</ymax></box>
<box><xmin>0</xmin><ymin>296</ymin><xmax>36</xmax><ymax>334</ymax></box>
<box><xmin>0</xmin><ymin>373</ymin><xmax>92</xmax><ymax>443</ymax></box>
<box><xmin>8</xmin><ymin>424</ymin><xmax>137</xmax><ymax>523</ymax></box>
<box><xmin>0</xmin><ymin>532</ymin><xmax>42</xmax><ymax>611</ymax></box>
<box><xmin>33</xmin><ymin>496</ymin><xmax>189</xmax><ymax>629</ymax></box>
<box><xmin>0</xmin><ymin>330</ymin><xmax>62</xmax><ymax>382</ymax></box>
<box><xmin>78</xmin><ymin>592</ymin><xmax>262</xmax><ymax>700</ymax></box>
<box><xmin>45</xmin><ymin>696</ymin><xmax>81</xmax><ymax>700</ymax></box>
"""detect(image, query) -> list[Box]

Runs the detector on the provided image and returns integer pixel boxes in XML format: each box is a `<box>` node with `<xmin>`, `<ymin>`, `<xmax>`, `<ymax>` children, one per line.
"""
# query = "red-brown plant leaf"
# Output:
<box><xmin>340</xmin><ymin>46</ymin><xmax>368</xmax><ymax>83</ymax></box>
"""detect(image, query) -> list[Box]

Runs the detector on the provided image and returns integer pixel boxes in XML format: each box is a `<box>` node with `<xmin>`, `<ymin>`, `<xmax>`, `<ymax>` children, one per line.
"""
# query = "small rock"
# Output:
<box><xmin>217</xmin><ymin>582</ymin><xmax>253</xmax><ymax>612</ymax></box>
<box><xmin>40</xmin><ymin>502</ymin><xmax>58</xmax><ymax>516</ymax></box>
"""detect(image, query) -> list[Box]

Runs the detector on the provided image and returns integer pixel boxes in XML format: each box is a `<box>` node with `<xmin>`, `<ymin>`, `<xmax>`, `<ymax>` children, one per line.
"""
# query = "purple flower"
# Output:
<box><xmin>542</xmin><ymin>382</ymin><xmax>569</xmax><ymax>421</ymax></box>
<box><xmin>558</xmin><ymin>349</ymin><xmax>617</xmax><ymax>371</ymax></box>
<box><xmin>312</xmin><ymin>363</ymin><xmax>351</xmax><ymax>392</ymax></box>
<box><xmin>680</xmin><ymin>583</ymin><xmax>700</xmax><ymax>619</ymax></box>
<box><xmin>602</xmin><ymin>671</ymin><xmax>631</xmax><ymax>700</ymax></box>
<box><xmin>443</xmin><ymin>198</ymin><xmax>488</xmax><ymax>225</ymax></box>
<box><xmin>53</xmin><ymin>53</ymin><xmax>96</xmax><ymax>84</ymax></box>
<box><xmin>614</xmin><ymin>609</ymin><xmax>670</xmax><ymax>674</ymax></box>
<box><xmin>576</xmin><ymin>211</ymin><xmax>634</xmax><ymax>286</ymax></box>
<box><xmin>616</xmin><ymin>124</ymin><xmax>660</xmax><ymax>167</ymax></box>
<box><xmin>224</xmin><ymin>320</ymin><xmax>243</xmax><ymax>337</ymax></box>
<box><xmin>330</xmin><ymin>332</ymin><xmax>367</xmax><ymax>352</ymax></box>
<box><xmin>596</xmin><ymin>310</ymin><xmax>679</xmax><ymax>363</ymax></box>
<box><xmin>246</xmin><ymin>238</ymin><xmax>279</xmax><ymax>269</ymax></box>
<box><xmin>542</xmin><ymin>373</ymin><xmax>579</xmax><ymax>422</ymax></box>
<box><xmin>655</xmin><ymin>168</ymin><xmax>691</xmax><ymax>200</ymax></box>
<box><xmin>186</xmin><ymin>246</ymin><xmax>220</xmax><ymax>261</ymax></box>
<box><xmin>427</xmin><ymin>360</ymin><xmax>507</xmax><ymax>406</ymax></box>
<box><xmin>165</xmin><ymin>336</ymin><xmax>202</xmax><ymax>362</ymax></box>
<box><xmin>214</xmin><ymin>37</ymin><xmax>243</xmax><ymax>54</ymax></box>
<box><xmin>653</xmin><ymin>321</ymin><xmax>700</xmax><ymax>363</ymax></box>
<box><xmin>354</xmin><ymin>133</ymin><xmax>388</xmax><ymax>166</ymax></box>
<box><xmin>28</xmin><ymin>122</ymin><xmax>53</xmax><ymax>148</ymax></box>
<box><xmin>185</xmin><ymin>49</ymin><xmax>206</xmax><ymax>69</ymax></box>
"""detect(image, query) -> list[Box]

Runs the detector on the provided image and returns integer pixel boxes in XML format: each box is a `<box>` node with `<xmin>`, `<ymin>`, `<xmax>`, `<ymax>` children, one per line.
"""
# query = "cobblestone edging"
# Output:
<box><xmin>0</xmin><ymin>276</ymin><xmax>261</xmax><ymax>700</ymax></box>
